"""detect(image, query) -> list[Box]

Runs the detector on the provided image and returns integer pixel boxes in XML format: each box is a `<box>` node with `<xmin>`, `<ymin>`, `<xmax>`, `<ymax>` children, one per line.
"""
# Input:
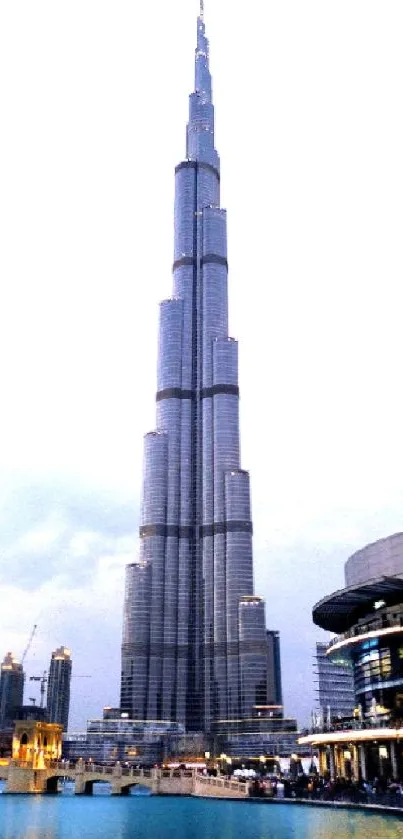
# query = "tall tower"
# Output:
<box><xmin>121</xmin><ymin>4</ymin><xmax>269</xmax><ymax>734</ymax></box>
<box><xmin>46</xmin><ymin>647</ymin><xmax>72</xmax><ymax>732</ymax></box>
<box><xmin>0</xmin><ymin>653</ymin><xmax>24</xmax><ymax>729</ymax></box>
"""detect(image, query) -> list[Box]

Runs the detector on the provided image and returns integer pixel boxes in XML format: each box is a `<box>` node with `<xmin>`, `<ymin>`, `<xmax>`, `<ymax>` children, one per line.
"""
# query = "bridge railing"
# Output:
<box><xmin>196</xmin><ymin>774</ymin><xmax>249</xmax><ymax>795</ymax></box>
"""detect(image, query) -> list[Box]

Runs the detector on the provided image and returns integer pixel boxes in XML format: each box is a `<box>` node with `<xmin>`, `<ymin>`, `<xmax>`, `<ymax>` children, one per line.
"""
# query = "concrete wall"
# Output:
<box><xmin>345</xmin><ymin>533</ymin><xmax>403</xmax><ymax>586</ymax></box>
<box><xmin>5</xmin><ymin>766</ymin><xmax>48</xmax><ymax>794</ymax></box>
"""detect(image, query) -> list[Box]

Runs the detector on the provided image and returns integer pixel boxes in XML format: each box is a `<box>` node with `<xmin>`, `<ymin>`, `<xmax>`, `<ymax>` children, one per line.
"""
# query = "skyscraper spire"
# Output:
<box><xmin>121</xmin><ymin>0</ymin><xmax>270</xmax><ymax>739</ymax></box>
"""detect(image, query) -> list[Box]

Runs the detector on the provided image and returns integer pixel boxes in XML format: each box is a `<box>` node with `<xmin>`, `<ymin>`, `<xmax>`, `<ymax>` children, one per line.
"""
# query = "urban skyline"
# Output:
<box><xmin>121</xmin><ymin>8</ymin><xmax>272</xmax><ymax>734</ymax></box>
<box><xmin>0</xmin><ymin>1</ymin><xmax>402</xmax><ymax>730</ymax></box>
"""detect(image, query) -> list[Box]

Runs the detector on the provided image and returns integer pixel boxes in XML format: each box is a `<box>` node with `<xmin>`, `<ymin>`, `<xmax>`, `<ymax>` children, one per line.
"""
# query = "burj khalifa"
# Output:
<box><xmin>121</xmin><ymin>2</ymin><xmax>270</xmax><ymax>735</ymax></box>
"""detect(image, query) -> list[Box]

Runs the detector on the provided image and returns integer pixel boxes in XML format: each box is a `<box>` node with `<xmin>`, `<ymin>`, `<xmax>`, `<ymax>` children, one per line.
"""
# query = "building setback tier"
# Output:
<box><xmin>120</xmin><ymin>6</ymin><xmax>272</xmax><ymax>734</ymax></box>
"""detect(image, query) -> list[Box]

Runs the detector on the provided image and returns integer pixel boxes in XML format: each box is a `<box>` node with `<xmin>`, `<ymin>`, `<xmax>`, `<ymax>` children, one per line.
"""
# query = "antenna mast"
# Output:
<box><xmin>200</xmin><ymin>0</ymin><xmax>204</xmax><ymax>20</ymax></box>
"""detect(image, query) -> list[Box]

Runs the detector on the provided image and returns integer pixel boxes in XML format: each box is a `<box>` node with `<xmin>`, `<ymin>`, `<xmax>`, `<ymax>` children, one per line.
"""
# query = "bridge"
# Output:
<box><xmin>0</xmin><ymin>760</ymin><xmax>249</xmax><ymax>798</ymax></box>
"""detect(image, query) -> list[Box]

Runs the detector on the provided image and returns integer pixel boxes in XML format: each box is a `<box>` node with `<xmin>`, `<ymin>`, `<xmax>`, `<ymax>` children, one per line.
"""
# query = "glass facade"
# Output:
<box><xmin>47</xmin><ymin>647</ymin><xmax>72</xmax><ymax>732</ymax></box>
<box><xmin>0</xmin><ymin>653</ymin><xmax>24</xmax><ymax>730</ymax></box>
<box><xmin>121</xmin><ymin>9</ymin><xmax>269</xmax><ymax>734</ymax></box>
<box><xmin>315</xmin><ymin>534</ymin><xmax>403</xmax><ymax>723</ymax></box>
<box><xmin>266</xmin><ymin>630</ymin><xmax>283</xmax><ymax>707</ymax></box>
<box><xmin>314</xmin><ymin>641</ymin><xmax>355</xmax><ymax>719</ymax></box>
<box><xmin>348</xmin><ymin>611</ymin><xmax>403</xmax><ymax>717</ymax></box>
<box><xmin>63</xmin><ymin>717</ymin><xmax>185</xmax><ymax>767</ymax></box>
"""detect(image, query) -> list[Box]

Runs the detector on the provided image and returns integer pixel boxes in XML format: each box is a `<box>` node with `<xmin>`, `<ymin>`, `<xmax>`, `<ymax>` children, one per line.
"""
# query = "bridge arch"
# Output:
<box><xmin>120</xmin><ymin>780</ymin><xmax>152</xmax><ymax>796</ymax></box>
<box><xmin>46</xmin><ymin>773</ymin><xmax>76</xmax><ymax>794</ymax></box>
<box><xmin>83</xmin><ymin>777</ymin><xmax>113</xmax><ymax>795</ymax></box>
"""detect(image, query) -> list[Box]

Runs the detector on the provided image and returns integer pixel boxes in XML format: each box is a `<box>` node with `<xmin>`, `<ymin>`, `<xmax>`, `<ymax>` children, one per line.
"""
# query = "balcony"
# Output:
<box><xmin>327</xmin><ymin>612</ymin><xmax>403</xmax><ymax>655</ymax></box>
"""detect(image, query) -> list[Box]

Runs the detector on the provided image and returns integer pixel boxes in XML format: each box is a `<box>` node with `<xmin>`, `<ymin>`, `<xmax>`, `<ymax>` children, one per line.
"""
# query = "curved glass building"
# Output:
<box><xmin>120</xmin><ymin>4</ymin><xmax>270</xmax><ymax>735</ymax></box>
<box><xmin>300</xmin><ymin>533</ymin><xmax>403</xmax><ymax>780</ymax></box>
<box><xmin>314</xmin><ymin>533</ymin><xmax>403</xmax><ymax>720</ymax></box>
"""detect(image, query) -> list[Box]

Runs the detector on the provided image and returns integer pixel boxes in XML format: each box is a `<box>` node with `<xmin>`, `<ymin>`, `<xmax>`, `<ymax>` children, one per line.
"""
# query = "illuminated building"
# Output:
<box><xmin>0</xmin><ymin>653</ymin><xmax>24</xmax><ymax>730</ymax></box>
<box><xmin>120</xmin><ymin>3</ymin><xmax>274</xmax><ymax>739</ymax></box>
<box><xmin>47</xmin><ymin>647</ymin><xmax>72</xmax><ymax>732</ymax></box>
<box><xmin>63</xmin><ymin>709</ymin><xmax>185</xmax><ymax>766</ymax></box>
<box><xmin>301</xmin><ymin>533</ymin><xmax>403</xmax><ymax>779</ymax></box>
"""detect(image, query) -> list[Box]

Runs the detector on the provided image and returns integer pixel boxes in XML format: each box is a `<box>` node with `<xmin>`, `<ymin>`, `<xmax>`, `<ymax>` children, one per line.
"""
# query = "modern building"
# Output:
<box><xmin>120</xmin><ymin>3</ymin><xmax>276</xmax><ymax>744</ymax></box>
<box><xmin>314</xmin><ymin>641</ymin><xmax>355</xmax><ymax>722</ymax></box>
<box><xmin>63</xmin><ymin>708</ymin><xmax>185</xmax><ymax>766</ymax></box>
<box><xmin>300</xmin><ymin>533</ymin><xmax>403</xmax><ymax>780</ymax></box>
<box><xmin>17</xmin><ymin>706</ymin><xmax>47</xmax><ymax>723</ymax></box>
<box><xmin>0</xmin><ymin>653</ymin><xmax>24</xmax><ymax>730</ymax></box>
<box><xmin>267</xmin><ymin>630</ymin><xmax>283</xmax><ymax>706</ymax></box>
<box><xmin>46</xmin><ymin>647</ymin><xmax>72</xmax><ymax>732</ymax></box>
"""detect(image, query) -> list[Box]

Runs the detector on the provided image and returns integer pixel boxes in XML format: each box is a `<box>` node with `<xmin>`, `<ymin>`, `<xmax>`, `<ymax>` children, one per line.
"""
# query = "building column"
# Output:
<box><xmin>328</xmin><ymin>746</ymin><xmax>336</xmax><ymax>780</ymax></box>
<box><xmin>359</xmin><ymin>744</ymin><xmax>368</xmax><ymax>782</ymax></box>
<box><xmin>318</xmin><ymin>747</ymin><xmax>328</xmax><ymax>776</ymax></box>
<box><xmin>334</xmin><ymin>746</ymin><xmax>343</xmax><ymax>777</ymax></box>
<box><xmin>390</xmin><ymin>741</ymin><xmax>399</xmax><ymax>779</ymax></box>
<box><xmin>352</xmin><ymin>745</ymin><xmax>359</xmax><ymax>780</ymax></box>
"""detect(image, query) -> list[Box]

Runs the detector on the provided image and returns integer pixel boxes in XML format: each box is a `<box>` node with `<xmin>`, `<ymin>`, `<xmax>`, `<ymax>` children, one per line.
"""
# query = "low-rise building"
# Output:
<box><xmin>63</xmin><ymin>709</ymin><xmax>185</xmax><ymax>766</ymax></box>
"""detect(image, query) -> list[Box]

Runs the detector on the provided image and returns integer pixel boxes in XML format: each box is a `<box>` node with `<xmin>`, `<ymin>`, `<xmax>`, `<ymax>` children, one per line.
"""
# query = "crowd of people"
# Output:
<box><xmin>248</xmin><ymin>772</ymin><xmax>403</xmax><ymax>807</ymax></box>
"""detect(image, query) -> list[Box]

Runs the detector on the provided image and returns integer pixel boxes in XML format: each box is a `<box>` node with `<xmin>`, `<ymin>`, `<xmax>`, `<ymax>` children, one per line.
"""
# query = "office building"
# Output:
<box><xmin>47</xmin><ymin>646</ymin><xmax>72</xmax><ymax>732</ymax></box>
<box><xmin>267</xmin><ymin>630</ymin><xmax>283</xmax><ymax>706</ymax></box>
<box><xmin>0</xmin><ymin>653</ymin><xmax>24</xmax><ymax>730</ymax></box>
<box><xmin>314</xmin><ymin>641</ymin><xmax>355</xmax><ymax>722</ymax></box>
<box><xmin>120</xmin><ymin>3</ymin><xmax>272</xmax><ymax>738</ymax></box>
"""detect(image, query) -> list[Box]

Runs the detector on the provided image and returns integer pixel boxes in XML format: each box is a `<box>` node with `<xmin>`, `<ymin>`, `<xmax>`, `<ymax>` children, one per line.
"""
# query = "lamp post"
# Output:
<box><xmin>220</xmin><ymin>753</ymin><xmax>227</xmax><ymax>776</ymax></box>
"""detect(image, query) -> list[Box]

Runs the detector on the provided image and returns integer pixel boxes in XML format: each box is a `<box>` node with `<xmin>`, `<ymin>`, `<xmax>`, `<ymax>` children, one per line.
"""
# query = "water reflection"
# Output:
<box><xmin>1</xmin><ymin>797</ymin><xmax>403</xmax><ymax>839</ymax></box>
<box><xmin>0</xmin><ymin>796</ymin><xmax>55</xmax><ymax>839</ymax></box>
<box><xmin>252</xmin><ymin>805</ymin><xmax>403</xmax><ymax>839</ymax></box>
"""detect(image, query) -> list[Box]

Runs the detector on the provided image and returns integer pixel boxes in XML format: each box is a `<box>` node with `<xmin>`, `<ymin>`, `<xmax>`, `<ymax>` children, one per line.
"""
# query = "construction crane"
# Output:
<box><xmin>29</xmin><ymin>671</ymin><xmax>91</xmax><ymax>708</ymax></box>
<box><xmin>29</xmin><ymin>670</ymin><xmax>47</xmax><ymax>708</ymax></box>
<box><xmin>21</xmin><ymin>624</ymin><xmax>37</xmax><ymax>666</ymax></box>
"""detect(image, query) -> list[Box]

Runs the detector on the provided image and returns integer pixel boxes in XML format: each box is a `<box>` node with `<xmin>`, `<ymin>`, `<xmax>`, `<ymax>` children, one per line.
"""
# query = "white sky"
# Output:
<box><xmin>1</xmin><ymin>0</ymin><xmax>403</xmax><ymax>730</ymax></box>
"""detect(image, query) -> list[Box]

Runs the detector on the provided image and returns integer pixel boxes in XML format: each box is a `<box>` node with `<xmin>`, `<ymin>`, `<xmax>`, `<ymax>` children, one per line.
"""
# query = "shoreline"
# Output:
<box><xmin>194</xmin><ymin>795</ymin><xmax>403</xmax><ymax>817</ymax></box>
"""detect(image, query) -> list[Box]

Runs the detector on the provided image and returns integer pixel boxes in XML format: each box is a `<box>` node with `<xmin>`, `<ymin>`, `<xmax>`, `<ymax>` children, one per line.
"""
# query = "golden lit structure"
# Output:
<box><xmin>299</xmin><ymin>728</ymin><xmax>403</xmax><ymax>781</ymax></box>
<box><xmin>1</xmin><ymin>720</ymin><xmax>64</xmax><ymax>791</ymax></box>
<box><xmin>12</xmin><ymin>720</ymin><xmax>62</xmax><ymax>768</ymax></box>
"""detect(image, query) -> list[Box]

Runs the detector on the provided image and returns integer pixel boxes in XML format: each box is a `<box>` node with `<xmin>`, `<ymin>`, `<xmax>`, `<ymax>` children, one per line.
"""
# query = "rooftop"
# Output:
<box><xmin>313</xmin><ymin>574</ymin><xmax>403</xmax><ymax>633</ymax></box>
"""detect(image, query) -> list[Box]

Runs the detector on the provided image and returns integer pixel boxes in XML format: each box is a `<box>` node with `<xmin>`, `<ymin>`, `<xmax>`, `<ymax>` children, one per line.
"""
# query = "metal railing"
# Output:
<box><xmin>328</xmin><ymin>614</ymin><xmax>403</xmax><ymax>651</ymax></box>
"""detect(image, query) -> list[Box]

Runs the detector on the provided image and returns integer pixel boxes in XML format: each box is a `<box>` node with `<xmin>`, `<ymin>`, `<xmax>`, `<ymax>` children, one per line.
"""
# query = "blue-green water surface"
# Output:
<box><xmin>1</xmin><ymin>795</ymin><xmax>403</xmax><ymax>839</ymax></box>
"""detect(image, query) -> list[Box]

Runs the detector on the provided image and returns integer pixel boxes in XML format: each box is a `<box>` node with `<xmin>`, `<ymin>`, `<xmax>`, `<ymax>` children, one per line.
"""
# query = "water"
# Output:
<box><xmin>1</xmin><ymin>795</ymin><xmax>403</xmax><ymax>839</ymax></box>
